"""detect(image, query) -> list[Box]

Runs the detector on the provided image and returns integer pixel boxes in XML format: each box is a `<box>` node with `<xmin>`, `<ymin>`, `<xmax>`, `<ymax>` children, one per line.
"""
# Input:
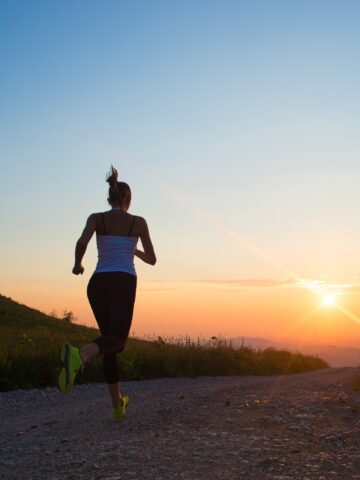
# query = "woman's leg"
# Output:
<box><xmin>104</xmin><ymin>353</ymin><xmax>125</xmax><ymax>408</ymax></box>
<box><xmin>108</xmin><ymin>383</ymin><xmax>123</xmax><ymax>408</ymax></box>
<box><xmin>87</xmin><ymin>273</ymin><xmax>124</xmax><ymax>356</ymax></box>
<box><xmin>79</xmin><ymin>342</ymin><xmax>100</xmax><ymax>364</ymax></box>
<box><xmin>87</xmin><ymin>272</ymin><xmax>136</xmax><ymax>405</ymax></box>
<box><xmin>102</xmin><ymin>273</ymin><xmax>136</xmax><ymax>407</ymax></box>
<box><xmin>78</xmin><ymin>273</ymin><xmax>108</xmax><ymax>365</ymax></box>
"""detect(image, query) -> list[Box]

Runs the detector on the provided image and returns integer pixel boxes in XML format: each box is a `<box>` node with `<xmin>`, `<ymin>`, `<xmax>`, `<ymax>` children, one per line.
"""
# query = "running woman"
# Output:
<box><xmin>58</xmin><ymin>166</ymin><xmax>156</xmax><ymax>420</ymax></box>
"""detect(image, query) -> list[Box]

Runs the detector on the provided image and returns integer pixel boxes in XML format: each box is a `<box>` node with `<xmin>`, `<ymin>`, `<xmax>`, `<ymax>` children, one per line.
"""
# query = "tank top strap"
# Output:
<box><xmin>127</xmin><ymin>216</ymin><xmax>136</xmax><ymax>236</ymax></box>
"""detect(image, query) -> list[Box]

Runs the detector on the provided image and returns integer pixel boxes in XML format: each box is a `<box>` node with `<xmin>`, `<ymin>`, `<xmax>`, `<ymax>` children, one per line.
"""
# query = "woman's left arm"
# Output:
<box><xmin>72</xmin><ymin>214</ymin><xmax>96</xmax><ymax>275</ymax></box>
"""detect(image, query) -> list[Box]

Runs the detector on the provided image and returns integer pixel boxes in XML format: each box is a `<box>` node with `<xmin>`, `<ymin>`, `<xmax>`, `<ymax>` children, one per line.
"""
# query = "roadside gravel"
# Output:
<box><xmin>1</xmin><ymin>368</ymin><xmax>360</xmax><ymax>479</ymax></box>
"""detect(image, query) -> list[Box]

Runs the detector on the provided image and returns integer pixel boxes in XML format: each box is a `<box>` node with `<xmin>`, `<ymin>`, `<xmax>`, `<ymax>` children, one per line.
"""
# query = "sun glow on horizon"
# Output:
<box><xmin>322</xmin><ymin>294</ymin><xmax>336</xmax><ymax>307</ymax></box>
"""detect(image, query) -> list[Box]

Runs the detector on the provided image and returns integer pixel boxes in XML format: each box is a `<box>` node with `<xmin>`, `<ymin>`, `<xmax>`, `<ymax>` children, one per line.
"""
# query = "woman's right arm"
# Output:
<box><xmin>135</xmin><ymin>217</ymin><xmax>156</xmax><ymax>265</ymax></box>
<box><xmin>72</xmin><ymin>214</ymin><xmax>97</xmax><ymax>275</ymax></box>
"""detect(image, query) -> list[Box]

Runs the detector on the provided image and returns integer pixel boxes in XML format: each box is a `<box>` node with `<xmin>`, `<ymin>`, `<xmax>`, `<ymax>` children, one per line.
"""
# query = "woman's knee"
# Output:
<box><xmin>93</xmin><ymin>335</ymin><xmax>125</xmax><ymax>354</ymax></box>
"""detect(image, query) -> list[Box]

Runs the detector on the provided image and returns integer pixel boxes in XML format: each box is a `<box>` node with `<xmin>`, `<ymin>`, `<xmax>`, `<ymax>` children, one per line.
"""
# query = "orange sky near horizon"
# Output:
<box><xmin>4</xmin><ymin>274</ymin><xmax>360</xmax><ymax>348</ymax></box>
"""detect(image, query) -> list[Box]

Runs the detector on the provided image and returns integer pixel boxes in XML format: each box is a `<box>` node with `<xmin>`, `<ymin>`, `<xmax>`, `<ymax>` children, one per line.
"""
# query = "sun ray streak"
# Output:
<box><xmin>335</xmin><ymin>305</ymin><xmax>360</xmax><ymax>325</ymax></box>
<box><xmin>169</xmin><ymin>189</ymin><xmax>298</xmax><ymax>279</ymax></box>
<box><xmin>274</xmin><ymin>306</ymin><xmax>324</xmax><ymax>343</ymax></box>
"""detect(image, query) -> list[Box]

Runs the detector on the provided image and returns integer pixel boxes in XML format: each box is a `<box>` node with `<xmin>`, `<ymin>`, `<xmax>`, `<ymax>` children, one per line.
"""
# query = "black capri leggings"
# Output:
<box><xmin>87</xmin><ymin>272</ymin><xmax>137</xmax><ymax>384</ymax></box>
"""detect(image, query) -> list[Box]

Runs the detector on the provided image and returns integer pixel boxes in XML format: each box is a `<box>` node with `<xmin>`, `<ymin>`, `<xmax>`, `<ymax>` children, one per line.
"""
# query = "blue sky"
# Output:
<box><xmin>1</xmin><ymin>1</ymin><xmax>360</xmax><ymax>337</ymax></box>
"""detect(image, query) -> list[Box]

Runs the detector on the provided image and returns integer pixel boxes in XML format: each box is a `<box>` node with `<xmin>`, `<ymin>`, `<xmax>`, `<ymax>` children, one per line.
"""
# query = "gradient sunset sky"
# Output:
<box><xmin>1</xmin><ymin>1</ymin><xmax>360</xmax><ymax>345</ymax></box>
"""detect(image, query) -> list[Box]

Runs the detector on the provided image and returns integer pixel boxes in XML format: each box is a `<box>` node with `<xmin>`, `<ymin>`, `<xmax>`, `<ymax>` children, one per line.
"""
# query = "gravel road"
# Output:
<box><xmin>1</xmin><ymin>368</ymin><xmax>360</xmax><ymax>480</ymax></box>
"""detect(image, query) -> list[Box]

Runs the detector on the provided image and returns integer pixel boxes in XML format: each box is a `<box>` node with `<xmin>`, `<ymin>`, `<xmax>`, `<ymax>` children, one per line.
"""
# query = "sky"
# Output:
<box><xmin>1</xmin><ymin>0</ymin><xmax>360</xmax><ymax>346</ymax></box>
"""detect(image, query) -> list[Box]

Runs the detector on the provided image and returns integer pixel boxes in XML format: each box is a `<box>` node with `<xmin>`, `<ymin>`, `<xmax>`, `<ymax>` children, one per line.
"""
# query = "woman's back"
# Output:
<box><xmin>94</xmin><ymin>210</ymin><xmax>139</xmax><ymax>275</ymax></box>
<box><xmin>95</xmin><ymin>210</ymin><xmax>140</xmax><ymax>237</ymax></box>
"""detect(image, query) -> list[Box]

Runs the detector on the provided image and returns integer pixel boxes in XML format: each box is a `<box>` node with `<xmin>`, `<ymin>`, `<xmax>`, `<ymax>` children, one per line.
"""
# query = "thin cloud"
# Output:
<box><xmin>298</xmin><ymin>278</ymin><xmax>360</xmax><ymax>296</ymax></box>
<box><xmin>195</xmin><ymin>278</ymin><xmax>296</xmax><ymax>288</ymax></box>
<box><xmin>138</xmin><ymin>287</ymin><xmax>176</xmax><ymax>292</ymax></box>
<box><xmin>342</xmin><ymin>284</ymin><xmax>360</xmax><ymax>293</ymax></box>
<box><xmin>140</xmin><ymin>278</ymin><xmax>360</xmax><ymax>294</ymax></box>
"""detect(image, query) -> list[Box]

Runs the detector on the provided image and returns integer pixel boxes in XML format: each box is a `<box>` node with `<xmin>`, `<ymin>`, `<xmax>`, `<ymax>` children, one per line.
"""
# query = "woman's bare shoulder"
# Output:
<box><xmin>85</xmin><ymin>212</ymin><xmax>104</xmax><ymax>224</ymax></box>
<box><xmin>131</xmin><ymin>215</ymin><xmax>148</xmax><ymax>233</ymax></box>
<box><xmin>132</xmin><ymin>214</ymin><xmax>147</xmax><ymax>224</ymax></box>
<box><xmin>89</xmin><ymin>211</ymin><xmax>106</xmax><ymax>217</ymax></box>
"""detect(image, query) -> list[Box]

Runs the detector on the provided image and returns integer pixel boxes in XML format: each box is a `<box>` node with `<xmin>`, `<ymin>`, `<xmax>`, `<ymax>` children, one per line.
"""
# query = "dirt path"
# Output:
<box><xmin>1</xmin><ymin>368</ymin><xmax>360</xmax><ymax>479</ymax></box>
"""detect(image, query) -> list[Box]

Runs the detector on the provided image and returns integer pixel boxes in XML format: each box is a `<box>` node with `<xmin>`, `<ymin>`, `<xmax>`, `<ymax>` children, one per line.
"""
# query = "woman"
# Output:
<box><xmin>58</xmin><ymin>166</ymin><xmax>156</xmax><ymax>420</ymax></box>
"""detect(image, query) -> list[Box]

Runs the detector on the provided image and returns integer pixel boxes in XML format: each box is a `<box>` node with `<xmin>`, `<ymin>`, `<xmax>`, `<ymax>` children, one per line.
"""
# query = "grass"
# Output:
<box><xmin>0</xmin><ymin>294</ymin><xmax>329</xmax><ymax>392</ymax></box>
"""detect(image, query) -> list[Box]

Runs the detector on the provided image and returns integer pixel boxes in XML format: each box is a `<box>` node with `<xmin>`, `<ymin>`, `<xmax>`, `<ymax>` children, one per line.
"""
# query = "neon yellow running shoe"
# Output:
<box><xmin>58</xmin><ymin>342</ymin><xmax>82</xmax><ymax>395</ymax></box>
<box><xmin>112</xmin><ymin>394</ymin><xmax>129</xmax><ymax>421</ymax></box>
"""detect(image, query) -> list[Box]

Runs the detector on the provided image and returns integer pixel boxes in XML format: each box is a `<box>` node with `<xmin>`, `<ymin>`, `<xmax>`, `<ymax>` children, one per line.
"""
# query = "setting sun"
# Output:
<box><xmin>323</xmin><ymin>294</ymin><xmax>336</xmax><ymax>307</ymax></box>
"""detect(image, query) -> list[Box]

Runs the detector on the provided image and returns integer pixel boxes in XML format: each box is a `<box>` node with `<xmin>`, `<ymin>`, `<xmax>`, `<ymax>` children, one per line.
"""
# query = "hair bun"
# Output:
<box><xmin>106</xmin><ymin>165</ymin><xmax>119</xmax><ymax>186</ymax></box>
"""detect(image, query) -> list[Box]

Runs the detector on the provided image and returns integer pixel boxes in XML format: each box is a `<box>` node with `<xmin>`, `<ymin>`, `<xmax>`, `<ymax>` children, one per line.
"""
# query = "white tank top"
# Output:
<box><xmin>94</xmin><ymin>212</ymin><xmax>138</xmax><ymax>276</ymax></box>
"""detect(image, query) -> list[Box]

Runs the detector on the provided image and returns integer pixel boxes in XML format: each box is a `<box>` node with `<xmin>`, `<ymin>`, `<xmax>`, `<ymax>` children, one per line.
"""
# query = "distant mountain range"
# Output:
<box><xmin>230</xmin><ymin>336</ymin><xmax>360</xmax><ymax>367</ymax></box>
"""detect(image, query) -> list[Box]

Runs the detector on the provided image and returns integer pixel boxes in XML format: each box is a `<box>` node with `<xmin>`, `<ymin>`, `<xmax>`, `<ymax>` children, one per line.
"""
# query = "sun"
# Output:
<box><xmin>322</xmin><ymin>294</ymin><xmax>336</xmax><ymax>307</ymax></box>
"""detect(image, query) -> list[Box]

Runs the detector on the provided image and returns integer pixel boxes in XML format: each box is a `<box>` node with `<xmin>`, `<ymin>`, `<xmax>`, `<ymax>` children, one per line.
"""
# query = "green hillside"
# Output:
<box><xmin>0</xmin><ymin>294</ymin><xmax>101</xmax><ymax>390</ymax></box>
<box><xmin>0</xmin><ymin>294</ymin><xmax>98</xmax><ymax>342</ymax></box>
<box><xmin>0</xmin><ymin>294</ymin><xmax>329</xmax><ymax>391</ymax></box>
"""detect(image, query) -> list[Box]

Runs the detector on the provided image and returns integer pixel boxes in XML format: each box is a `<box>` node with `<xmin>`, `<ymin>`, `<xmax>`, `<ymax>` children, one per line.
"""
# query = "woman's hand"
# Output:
<box><xmin>134</xmin><ymin>248</ymin><xmax>156</xmax><ymax>265</ymax></box>
<box><xmin>135</xmin><ymin>218</ymin><xmax>156</xmax><ymax>265</ymax></box>
<box><xmin>72</xmin><ymin>264</ymin><xmax>84</xmax><ymax>275</ymax></box>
